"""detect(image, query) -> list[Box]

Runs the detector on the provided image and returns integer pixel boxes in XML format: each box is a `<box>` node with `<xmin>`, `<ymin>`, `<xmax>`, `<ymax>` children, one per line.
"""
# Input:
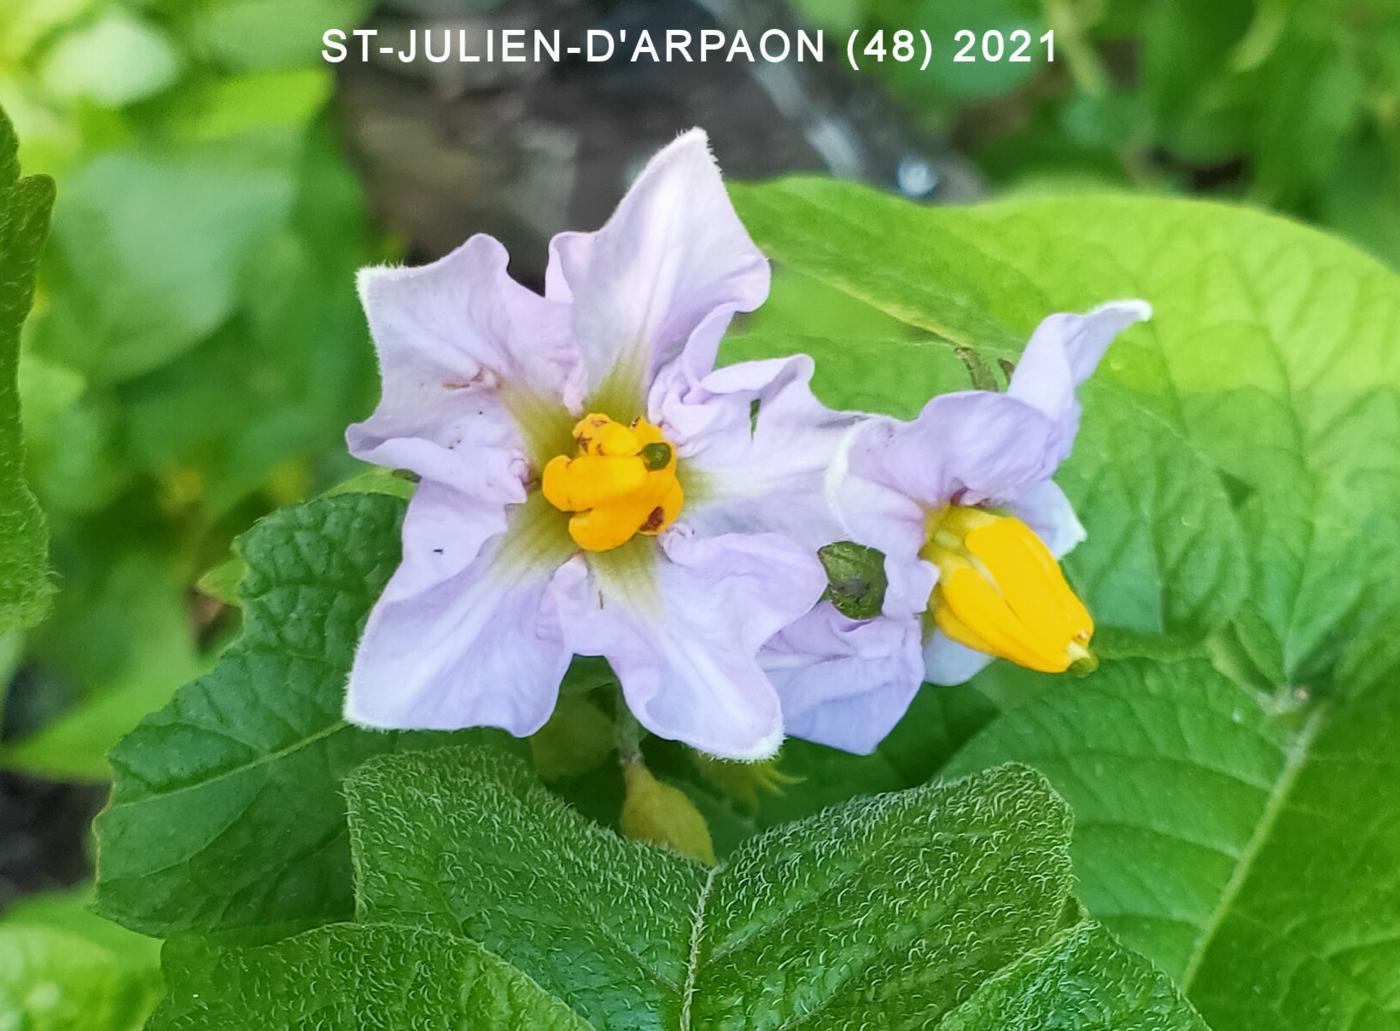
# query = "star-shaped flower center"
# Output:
<box><xmin>541</xmin><ymin>413</ymin><xmax>684</xmax><ymax>552</ymax></box>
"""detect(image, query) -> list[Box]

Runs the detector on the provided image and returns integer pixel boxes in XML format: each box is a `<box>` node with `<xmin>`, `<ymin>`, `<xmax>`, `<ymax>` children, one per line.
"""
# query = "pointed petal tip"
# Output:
<box><xmin>671</xmin><ymin>126</ymin><xmax>712</xmax><ymax>154</ymax></box>
<box><xmin>719</xmin><ymin>723</ymin><xmax>785</xmax><ymax>762</ymax></box>
<box><xmin>638</xmin><ymin>127</ymin><xmax>722</xmax><ymax>186</ymax></box>
<box><xmin>354</xmin><ymin>262</ymin><xmax>399</xmax><ymax>313</ymax></box>
<box><xmin>622</xmin><ymin>672</ymin><xmax>787</xmax><ymax>761</ymax></box>
<box><xmin>355</xmin><ymin>234</ymin><xmax>512</xmax><ymax>302</ymax></box>
<box><xmin>1092</xmin><ymin>297</ymin><xmax>1153</xmax><ymax>323</ymax></box>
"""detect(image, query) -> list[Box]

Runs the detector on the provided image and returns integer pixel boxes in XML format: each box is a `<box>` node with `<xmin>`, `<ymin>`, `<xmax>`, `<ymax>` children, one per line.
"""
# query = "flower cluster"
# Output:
<box><xmin>344</xmin><ymin>129</ymin><xmax>1149</xmax><ymax>760</ymax></box>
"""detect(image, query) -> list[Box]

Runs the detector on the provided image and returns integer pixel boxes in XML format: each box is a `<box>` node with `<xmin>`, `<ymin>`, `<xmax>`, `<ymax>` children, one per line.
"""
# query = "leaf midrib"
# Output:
<box><xmin>1176</xmin><ymin>701</ymin><xmax>1330</xmax><ymax>992</ymax></box>
<box><xmin>671</xmin><ymin>822</ymin><xmax>1066</xmax><ymax>1030</ymax></box>
<box><xmin>678</xmin><ymin>865</ymin><xmax>717</xmax><ymax>1031</ymax></box>
<box><xmin>110</xmin><ymin>719</ymin><xmax>349</xmax><ymax>809</ymax></box>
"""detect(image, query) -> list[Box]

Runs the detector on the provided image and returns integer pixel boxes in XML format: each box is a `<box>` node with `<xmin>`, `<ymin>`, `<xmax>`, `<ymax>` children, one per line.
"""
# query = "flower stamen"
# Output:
<box><xmin>542</xmin><ymin>413</ymin><xmax>684</xmax><ymax>552</ymax></box>
<box><xmin>920</xmin><ymin>506</ymin><xmax>1094</xmax><ymax>673</ymax></box>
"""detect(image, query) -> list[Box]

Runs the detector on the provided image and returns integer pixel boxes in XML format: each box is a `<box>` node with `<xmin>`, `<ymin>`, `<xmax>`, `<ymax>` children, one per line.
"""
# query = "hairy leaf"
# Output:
<box><xmin>147</xmin><ymin>924</ymin><xmax>590</xmax><ymax>1030</ymax></box>
<box><xmin>947</xmin><ymin>656</ymin><xmax>1400</xmax><ymax>1031</ymax></box>
<box><xmin>93</xmin><ymin>492</ymin><xmax>492</xmax><ymax>938</ymax></box>
<box><xmin>338</xmin><ymin>747</ymin><xmax>1204</xmax><ymax>1030</ymax></box>
<box><xmin>0</xmin><ymin>104</ymin><xmax>54</xmax><ymax>631</ymax></box>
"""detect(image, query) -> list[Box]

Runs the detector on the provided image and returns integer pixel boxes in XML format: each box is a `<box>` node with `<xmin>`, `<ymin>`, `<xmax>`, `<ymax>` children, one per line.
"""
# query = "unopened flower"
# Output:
<box><xmin>344</xmin><ymin>130</ymin><xmax>851</xmax><ymax>760</ymax></box>
<box><xmin>765</xmin><ymin>302</ymin><xmax>1151</xmax><ymax>753</ymax></box>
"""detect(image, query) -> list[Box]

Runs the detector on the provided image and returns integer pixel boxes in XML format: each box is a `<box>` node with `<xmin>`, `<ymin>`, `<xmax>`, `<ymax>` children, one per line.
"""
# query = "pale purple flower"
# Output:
<box><xmin>343</xmin><ymin>130</ymin><xmax>851</xmax><ymax>760</ymax></box>
<box><xmin>765</xmin><ymin>302</ymin><xmax>1151</xmax><ymax>754</ymax></box>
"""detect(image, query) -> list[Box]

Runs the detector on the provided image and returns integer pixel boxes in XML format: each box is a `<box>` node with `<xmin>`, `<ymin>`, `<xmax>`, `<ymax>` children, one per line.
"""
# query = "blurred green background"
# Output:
<box><xmin>0</xmin><ymin>0</ymin><xmax>1397</xmax><ymax>982</ymax></box>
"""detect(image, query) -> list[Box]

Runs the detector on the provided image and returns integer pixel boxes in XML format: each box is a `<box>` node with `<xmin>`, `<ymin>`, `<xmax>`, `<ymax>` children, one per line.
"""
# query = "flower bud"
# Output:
<box><xmin>922</xmin><ymin>507</ymin><xmax>1094</xmax><ymax>674</ymax></box>
<box><xmin>619</xmin><ymin>761</ymin><xmax>716</xmax><ymax>865</ymax></box>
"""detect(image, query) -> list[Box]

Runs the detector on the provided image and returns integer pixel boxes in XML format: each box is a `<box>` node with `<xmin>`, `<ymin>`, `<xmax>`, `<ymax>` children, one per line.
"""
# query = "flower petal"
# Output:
<box><xmin>654</xmin><ymin>353</ymin><xmax>856</xmax><ymax>548</ymax></box>
<box><xmin>1011</xmin><ymin>479</ymin><xmax>1086</xmax><ymax>559</ymax></box>
<box><xmin>546</xmin><ymin>129</ymin><xmax>769</xmax><ymax>401</ymax></box>
<box><xmin>923</xmin><ymin>630</ymin><xmax>995</xmax><ymax>686</ymax></box>
<box><xmin>345</xmin><ymin>482</ymin><xmax>572</xmax><ymax>735</ymax></box>
<box><xmin>763</xmin><ymin>604</ymin><xmax>926</xmax><ymax>754</ymax></box>
<box><xmin>348</xmin><ymin>235</ymin><xmax>575</xmax><ymax>497</ymax></box>
<box><xmin>1006</xmin><ymin>300</ymin><xmax>1151</xmax><ymax>453</ymax></box>
<box><xmin>834</xmin><ymin>394</ymin><xmax>1062</xmax><ymax>573</ymax></box>
<box><xmin>562</xmin><ymin>528</ymin><xmax>826</xmax><ymax>759</ymax></box>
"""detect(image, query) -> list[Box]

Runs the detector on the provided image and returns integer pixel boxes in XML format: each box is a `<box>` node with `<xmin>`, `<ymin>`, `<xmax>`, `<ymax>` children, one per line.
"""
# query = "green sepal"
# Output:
<box><xmin>818</xmin><ymin>540</ymin><xmax>889</xmax><ymax>619</ymax></box>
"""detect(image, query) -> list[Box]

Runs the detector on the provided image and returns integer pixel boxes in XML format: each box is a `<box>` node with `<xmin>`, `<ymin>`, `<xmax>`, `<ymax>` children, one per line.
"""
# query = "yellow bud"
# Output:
<box><xmin>923</xmin><ymin>507</ymin><xmax>1094</xmax><ymax>674</ymax></box>
<box><xmin>619</xmin><ymin>761</ymin><xmax>716</xmax><ymax>865</ymax></box>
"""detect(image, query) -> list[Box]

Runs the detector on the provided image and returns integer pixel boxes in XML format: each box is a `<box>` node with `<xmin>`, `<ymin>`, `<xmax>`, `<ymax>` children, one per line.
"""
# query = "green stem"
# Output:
<box><xmin>955</xmin><ymin>346</ymin><xmax>1000</xmax><ymax>391</ymax></box>
<box><xmin>1042</xmin><ymin>0</ymin><xmax>1109</xmax><ymax>98</ymax></box>
<box><xmin>615</xmin><ymin>693</ymin><xmax>644</xmax><ymax>764</ymax></box>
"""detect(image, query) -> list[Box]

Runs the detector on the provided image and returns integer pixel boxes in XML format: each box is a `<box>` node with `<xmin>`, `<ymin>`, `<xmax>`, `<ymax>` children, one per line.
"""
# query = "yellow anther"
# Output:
<box><xmin>541</xmin><ymin>453</ymin><xmax>646</xmax><ymax>511</ymax></box>
<box><xmin>573</xmin><ymin>413</ymin><xmax>642</xmax><ymax>457</ymax></box>
<box><xmin>920</xmin><ymin>506</ymin><xmax>1093</xmax><ymax>674</ymax></box>
<box><xmin>541</xmin><ymin>414</ymin><xmax>683</xmax><ymax>552</ymax></box>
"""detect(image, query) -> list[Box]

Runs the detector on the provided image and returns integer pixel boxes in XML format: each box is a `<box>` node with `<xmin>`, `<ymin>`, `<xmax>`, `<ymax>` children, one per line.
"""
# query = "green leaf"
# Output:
<box><xmin>0</xmin><ymin>103</ymin><xmax>54</xmax><ymax>632</ymax></box>
<box><xmin>732</xmin><ymin>183</ymin><xmax>1400</xmax><ymax>684</ymax></box>
<box><xmin>3</xmin><ymin>884</ymin><xmax>160</xmax><ymax>965</ymax></box>
<box><xmin>16</xmin><ymin>351</ymin><xmax>124</xmax><ymax>514</ymax></box>
<box><xmin>0</xmin><ymin>667</ymin><xmax>195</xmax><ymax>782</ymax></box>
<box><xmin>185</xmin><ymin>0</ymin><xmax>374</xmax><ymax>73</ymax></box>
<box><xmin>112</xmin><ymin>122</ymin><xmax>379</xmax><ymax>516</ymax></box>
<box><xmin>936</xmin><ymin>922</ymin><xmax>1205</xmax><ymax>1031</ymax></box>
<box><xmin>194</xmin><ymin>555</ymin><xmax>246</xmax><ymax>607</ymax></box>
<box><xmin>147</xmin><ymin>924</ymin><xmax>591</xmax><ymax>1030</ymax></box>
<box><xmin>322</xmin><ymin>465</ymin><xmax>417</xmax><ymax>501</ymax></box>
<box><xmin>157</xmin><ymin>69</ymin><xmax>332</xmax><ymax>142</ymax></box>
<box><xmin>349</xmin><ymin>748</ymin><xmax>704</xmax><ymax>1030</ymax></box>
<box><xmin>724</xmin><ymin>330</ymin><xmax>973</xmax><ymax>422</ymax></box>
<box><xmin>32</xmin><ymin>142</ymin><xmax>295</xmax><ymax>383</ymax></box>
<box><xmin>93</xmin><ymin>492</ymin><xmax>496</xmax><ymax>938</ymax></box>
<box><xmin>0</xmin><ymin>885</ymin><xmax>162</xmax><ymax>1031</ymax></box>
<box><xmin>29</xmin><ymin>551</ymin><xmax>195</xmax><ymax>704</ymax></box>
<box><xmin>530</xmin><ymin>692</ymin><xmax>616</xmax><ymax>781</ymax></box>
<box><xmin>945</xmin><ymin>655</ymin><xmax>1400</xmax><ymax>1031</ymax></box>
<box><xmin>4</xmin><ymin>552</ymin><xmax>206</xmax><ymax>780</ymax></box>
<box><xmin>341</xmin><ymin>747</ymin><xmax>1204</xmax><ymax>1029</ymax></box>
<box><xmin>0</xmin><ymin>927</ymin><xmax>162</xmax><ymax>1031</ymax></box>
<box><xmin>36</xmin><ymin>11</ymin><xmax>181</xmax><ymax>109</ymax></box>
<box><xmin>1061</xmin><ymin>381</ymin><xmax>1246</xmax><ymax>646</ymax></box>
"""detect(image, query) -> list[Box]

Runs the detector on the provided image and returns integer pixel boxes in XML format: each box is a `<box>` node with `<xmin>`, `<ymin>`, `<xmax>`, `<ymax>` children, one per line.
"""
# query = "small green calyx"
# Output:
<box><xmin>1069</xmin><ymin>650</ymin><xmax>1100</xmax><ymax>677</ymax></box>
<box><xmin>691</xmin><ymin>752</ymin><xmax>801</xmax><ymax>812</ymax></box>
<box><xmin>640</xmin><ymin>442</ymin><xmax>673</xmax><ymax>471</ymax></box>
<box><xmin>818</xmin><ymin>541</ymin><xmax>889</xmax><ymax>620</ymax></box>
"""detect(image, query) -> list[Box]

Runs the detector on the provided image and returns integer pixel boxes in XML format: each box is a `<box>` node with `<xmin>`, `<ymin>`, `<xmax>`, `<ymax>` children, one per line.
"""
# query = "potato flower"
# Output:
<box><xmin>764</xmin><ymin>302</ymin><xmax>1151</xmax><ymax>753</ymax></box>
<box><xmin>343</xmin><ymin>130</ymin><xmax>853</xmax><ymax>759</ymax></box>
